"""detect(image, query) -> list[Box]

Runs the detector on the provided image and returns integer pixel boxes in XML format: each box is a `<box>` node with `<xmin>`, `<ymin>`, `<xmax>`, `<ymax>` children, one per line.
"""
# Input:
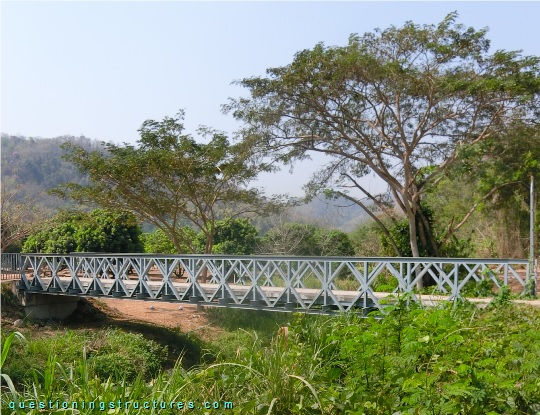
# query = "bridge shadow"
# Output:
<box><xmin>65</xmin><ymin>298</ymin><xmax>209</xmax><ymax>369</ymax></box>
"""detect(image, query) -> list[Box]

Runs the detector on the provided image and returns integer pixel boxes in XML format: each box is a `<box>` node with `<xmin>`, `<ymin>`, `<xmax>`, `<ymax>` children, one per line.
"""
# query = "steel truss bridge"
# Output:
<box><xmin>1</xmin><ymin>253</ymin><xmax>534</xmax><ymax>314</ymax></box>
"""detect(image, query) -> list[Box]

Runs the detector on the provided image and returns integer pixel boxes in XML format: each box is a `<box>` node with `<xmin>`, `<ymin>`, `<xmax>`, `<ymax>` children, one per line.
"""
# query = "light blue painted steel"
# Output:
<box><xmin>1</xmin><ymin>253</ymin><xmax>21</xmax><ymax>279</ymax></box>
<box><xmin>14</xmin><ymin>253</ymin><xmax>531</xmax><ymax>314</ymax></box>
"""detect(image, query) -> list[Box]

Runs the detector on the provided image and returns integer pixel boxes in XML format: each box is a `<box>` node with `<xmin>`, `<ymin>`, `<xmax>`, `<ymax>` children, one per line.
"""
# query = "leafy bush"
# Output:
<box><xmin>201</xmin><ymin>218</ymin><xmax>260</xmax><ymax>255</ymax></box>
<box><xmin>91</xmin><ymin>353</ymin><xmax>136</xmax><ymax>381</ymax></box>
<box><xmin>350</xmin><ymin>221</ymin><xmax>384</xmax><ymax>256</ymax></box>
<box><xmin>287</xmin><ymin>303</ymin><xmax>540</xmax><ymax>414</ymax></box>
<box><xmin>142</xmin><ymin>227</ymin><xmax>197</xmax><ymax>254</ymax></box>
<box><xmin>21</xmin><ymin>209</ymin><xmax>143</xmax><ymax>253</ymax></box>
<box><xmin>313</xmin><ymin>229</ymin><xmax>354</xmax><ymax>256</ymax></box>
<box><xmin>93</xmin><ymin>330</ymin><xmax>166</xmax><ymax>381</ymax></box>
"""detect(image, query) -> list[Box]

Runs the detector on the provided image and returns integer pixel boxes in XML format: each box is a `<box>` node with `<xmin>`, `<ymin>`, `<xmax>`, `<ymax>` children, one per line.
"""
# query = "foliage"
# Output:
<box><xmin>21</xmin><ymin>209</ymin><xmax>142</xmax><ymax>253</ymax></box>
<box><xmin>432</xmin><ymin>124</ymin><xmax>540</xmax><ymax>258</ymax></box>
<box><xmin>228</xmin><ymin>13</ymin><xmax>540</xmax><ymax>258</ymax></box>
<box><xmin>2</xmin><ymin>328</ymin><xmax>166</xmax><ymax>386</ymax></box>
<box><xmin>349</xmin><ymin>220</ymin><xmax>384</xmax><ymax>256</ymax></box>
<box><xmin>258</xmin><ymin>223</ymin><xmax>354</xmax><ymax>256</ymax></box>
<box><xmin>53</xmin><ymin>111</ymin><xmax>272</xmax><ymax>254</ymax></box>
<box><xmin>313</xmin><ymin>228</ymin><xmax>355</xmax><ymax>256</ymax></box>
<box><xmin>89</xmin><ymin>331</ymin><xmax>166</xmax><ymax>381</ymax></box>
<box><xmin>1</xmin><ymin>331</ymin><xmax>25</xmax><ymax>389</ymax></box>
<box><xmin>21</xmin><ymin>215</ymin><xmax>80</xmax><ymax>254</ymax></box>
<box><xmin>258</xmin><ymin>223</ymin><xmax>319</xmax><ymax>255</ymax></box>
<box><xmin>2</xmin><ymin>303</ymin><xmax>539</xmax><ymax>414</ymax></box>
<box><xmin>204</xmin><ymin>308</ymin><xmax>292</xmax><ymax>358</ymax></box>
<box><xmin>294</xmin><ymin>303</ymin><xmax>540</xmax><ymax>414</ymax></box>
<box><xmin>200</xmin><ymin>218</ymin><xmax>260</xmax><ymax>255</ymax></box>
<box><xmin>142</xmin><ymin>227</ymin><xmax>197</xmax><ymax>254</ymax></box>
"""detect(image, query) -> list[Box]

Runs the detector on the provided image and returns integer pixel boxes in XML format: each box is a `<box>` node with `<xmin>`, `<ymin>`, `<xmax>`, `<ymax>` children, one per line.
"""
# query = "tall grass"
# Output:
<box><xmin>2</xmin><ymin>301</ymin><xmax>539</xmax><ymax>414</ymax></box>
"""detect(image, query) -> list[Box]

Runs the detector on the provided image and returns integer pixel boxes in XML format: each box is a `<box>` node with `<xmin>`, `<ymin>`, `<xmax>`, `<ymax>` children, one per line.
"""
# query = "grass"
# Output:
<box><xmin>1</xmin><ymin>328</ymin><xmax>168</xmax><ymax>385</ymax></box>
<box><xmin>203</xmin><ymin>307</ymin><xmax>291</xmax><ymax>358</ymax></box>
<box><xmin>2</xmin><ymin>299</ymin><xmax>539</xmax><ymax>414</ymax></box>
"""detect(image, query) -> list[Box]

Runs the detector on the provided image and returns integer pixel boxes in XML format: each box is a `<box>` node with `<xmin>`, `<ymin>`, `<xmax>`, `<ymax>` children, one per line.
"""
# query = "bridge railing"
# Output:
<box><xmin>15</xmin><ymin>253</ymin><xmax>532</xmax><ymax>313</ymax></box>
<box><xmin>1</xmin><ymin>253</ymin><xmax>22</xmax><ymax>280</ymax></box>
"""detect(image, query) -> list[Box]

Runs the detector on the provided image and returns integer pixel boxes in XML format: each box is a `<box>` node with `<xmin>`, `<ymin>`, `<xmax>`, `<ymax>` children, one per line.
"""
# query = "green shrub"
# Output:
<box><xmin>21</xmin><ymin>209</ymin><xmax>142</xmax><ymax>253</ymax></box>
<box><xmin>142</xmin><ymin>227</ymin><xmax>197</xmax><ymax>254</ymax></box>
<box><xmin>201</xmin><ymin>218</ymin><xmax>260</xmax><ymax>255</ymax></box>
<box><xmin>259</xmin><ymin>223</ymin><xmax>354</xmax><ymax>256</ymax></box>
<box><xmin>91</xmin><ymin>353</ymin><xmax>137</xmax><ymax>381</ymax></box>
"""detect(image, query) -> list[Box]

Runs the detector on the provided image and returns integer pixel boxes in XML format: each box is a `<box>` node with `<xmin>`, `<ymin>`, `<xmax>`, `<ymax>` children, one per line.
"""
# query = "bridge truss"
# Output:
<box><xmin>7</xmin><ymin>253</ymin><xmax>532</xmax><ymax>314</ymax></box>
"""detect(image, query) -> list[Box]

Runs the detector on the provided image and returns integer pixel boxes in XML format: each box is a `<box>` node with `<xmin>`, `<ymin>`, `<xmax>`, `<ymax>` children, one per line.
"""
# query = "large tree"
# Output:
<box><xmin>227</xmin><ymin>13</ymin><xmax>539</xmax><ymax>260</ymax></box>
<box><xmin>54</xmin><ymin>111</ymin><xmax>271</xmax><ymax>253</ymax></box>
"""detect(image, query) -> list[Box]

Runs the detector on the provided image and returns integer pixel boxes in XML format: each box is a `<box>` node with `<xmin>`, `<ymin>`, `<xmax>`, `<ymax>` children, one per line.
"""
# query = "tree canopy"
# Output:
<box><xmin>227</xmin><ymin>13</ymin><xmax>540</xmax><ymax>260</ymax></box>
<box><xmin>424</xmin><ymin>124</ymin><xmax>539</xmax><ymax>258</ymax></box>
<box><xmin>54</xmin><ymin>111</ymin><xmax>273</xmax><ymax>254</ymax></box>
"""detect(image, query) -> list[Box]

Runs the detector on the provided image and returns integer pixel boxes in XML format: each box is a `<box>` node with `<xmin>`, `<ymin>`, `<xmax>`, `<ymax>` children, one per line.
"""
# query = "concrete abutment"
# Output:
<box><xmin>2</xmin><ymin>281</ymin><xmax>79</xmax><ymax>320</ymax></box>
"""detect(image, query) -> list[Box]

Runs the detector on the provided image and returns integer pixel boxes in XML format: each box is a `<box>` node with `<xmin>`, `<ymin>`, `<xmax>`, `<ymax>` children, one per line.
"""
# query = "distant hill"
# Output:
<box><xmin>250</xmin><ymin>195</ymin><xmax>371</xmax><ymax>233</ymax></box>
<box><xmin>1</xmin><ymin>135</ymin><xmax>370</xmax><ymax>231</ymax></box>
<box><xmin>1</xmin><ymin>134</ymin><xmax>103</xmax><ymax>213</ymax></box>
<box><xmin>288</xmin><ymin>195</ymin><xmax>370</xmax><ymax>231</ymax></box>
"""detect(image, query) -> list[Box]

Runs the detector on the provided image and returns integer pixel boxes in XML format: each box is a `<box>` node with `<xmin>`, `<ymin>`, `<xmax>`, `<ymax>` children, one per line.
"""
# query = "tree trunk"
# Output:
<box><xmin>417</xmin><ymin>209</ymin><xmax>441</xmax><ymax>257</ymax></box>
<box><xmin>407</xmin><ymin>210</ymin><xmax>423</xmax><ymax>290</ymax></box>
<box><xmin>409</xmin><ymin>201</ymin><xmax>440</xmax><ymax>288</ymax></box>
<box><xmin>200</xmin><ymin>232</ymin><xmax>213</xmax><ymax>282</ymax></box>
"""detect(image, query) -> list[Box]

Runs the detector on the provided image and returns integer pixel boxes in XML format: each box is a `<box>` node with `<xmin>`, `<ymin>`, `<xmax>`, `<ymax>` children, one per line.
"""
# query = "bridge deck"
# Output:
<box><xmin>39</xmin><ymin>276</ymin><xmax>392</xmax><ymax>302</ymax></box>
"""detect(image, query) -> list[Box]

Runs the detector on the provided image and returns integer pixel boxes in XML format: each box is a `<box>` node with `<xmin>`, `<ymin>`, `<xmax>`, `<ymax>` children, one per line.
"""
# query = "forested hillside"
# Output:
<box><xmin>1</xmin><ymin>135</ymin><xmax>102</xmax><ymax>211</ymax></box>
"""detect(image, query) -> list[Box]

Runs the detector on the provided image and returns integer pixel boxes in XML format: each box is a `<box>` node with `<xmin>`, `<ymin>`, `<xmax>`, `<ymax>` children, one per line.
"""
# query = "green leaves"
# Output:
<box><xmin>21</xmin><ymin>209</ymin><xmax>142</xmax><ymax>254</ymax></box>
<box><xmin>258</xmin><ymin>223</ymin><xmax>354</xmax><ymax>256</ymax></box>
<box><xmin>142</xmin><ymin>227</ymin><xmax>196</xmax><ymax>254</ymax></box>
<box><xmin>207</xmin><ymin>218</ymin><xmax>259</xmax><ymax>255</ymax></box>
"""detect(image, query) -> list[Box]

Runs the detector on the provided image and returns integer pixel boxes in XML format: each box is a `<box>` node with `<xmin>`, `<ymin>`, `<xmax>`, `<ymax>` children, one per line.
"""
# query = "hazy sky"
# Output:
<box><xmin>2</xmin><ymin>1</ymin><xmax>539</xmax><ymax>196</ymax></box>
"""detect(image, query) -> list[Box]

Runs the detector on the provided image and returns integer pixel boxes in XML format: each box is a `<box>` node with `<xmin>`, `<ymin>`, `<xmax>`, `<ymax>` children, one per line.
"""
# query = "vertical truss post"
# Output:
<box><xmin>364</xmin><ymin>261</ymin><xmax>368</xmax><ymax>308</ymax></box>
<box><xmin>452</xmin><ymin>263</ymin><xmax>459</xmax><ymax>300</ymax></box>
